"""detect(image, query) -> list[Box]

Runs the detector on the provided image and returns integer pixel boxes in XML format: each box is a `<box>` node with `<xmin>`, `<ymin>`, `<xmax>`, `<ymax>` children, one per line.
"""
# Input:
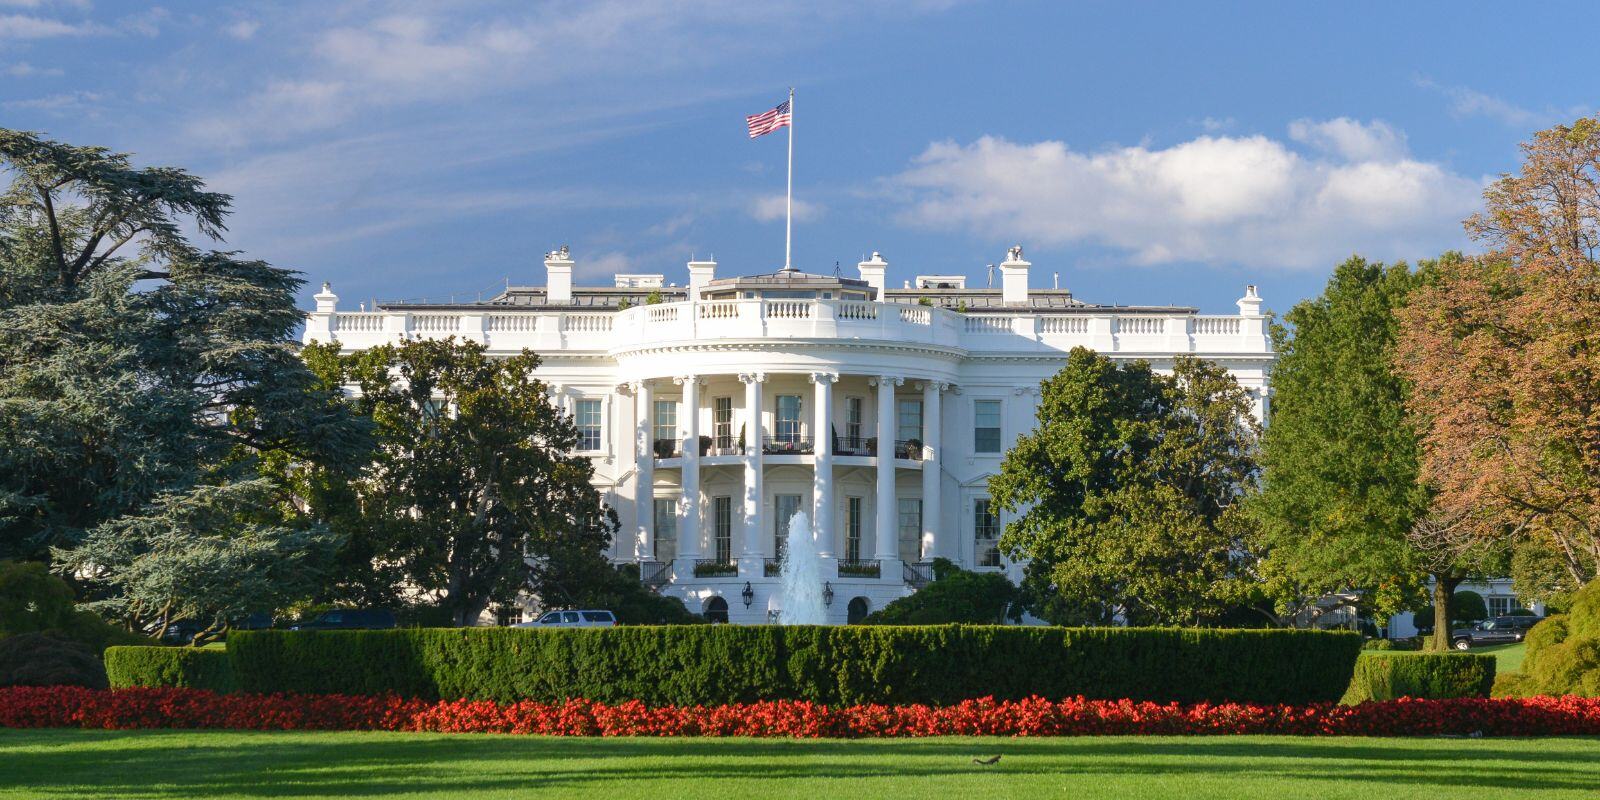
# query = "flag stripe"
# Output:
<box><xmin>746</xmin><ymin>99</ymin><xmax>792</xmax><ymax>138</ymax></box>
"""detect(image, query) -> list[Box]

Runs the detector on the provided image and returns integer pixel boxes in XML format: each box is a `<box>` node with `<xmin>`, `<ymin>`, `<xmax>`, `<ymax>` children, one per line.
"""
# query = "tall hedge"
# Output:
<box><xmin>1340</xmin><ymin>653</ymin><xmax>1495</xmax><ymax>704</ymax></box>
<box><xmin>105</xmin><ymin>646</ymin><xmax>236</xmax><ymax>692</ymax></box>
<box><xmin>226</xmin><ymin>626</ymin><xmax>1361</xmax><ymax>705</ymax></box>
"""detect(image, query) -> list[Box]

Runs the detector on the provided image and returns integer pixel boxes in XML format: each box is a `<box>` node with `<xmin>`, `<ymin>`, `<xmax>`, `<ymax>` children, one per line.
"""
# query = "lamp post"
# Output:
<box><xmin>742</xmin><ymin>581</ymin><xmax>755</xmax><ymax>608</ymax></box>
<box><xmin>822</xmin><ymin>581</ymin><xmax>834</xmax><ymax>607</ymax></box>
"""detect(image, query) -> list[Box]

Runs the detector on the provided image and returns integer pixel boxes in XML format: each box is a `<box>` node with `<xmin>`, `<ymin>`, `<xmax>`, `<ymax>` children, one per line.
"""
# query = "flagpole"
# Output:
<box><xmin>784</xmin><ymin>86</ymin><xmax>794</xmax><ymax>271</ymax></box>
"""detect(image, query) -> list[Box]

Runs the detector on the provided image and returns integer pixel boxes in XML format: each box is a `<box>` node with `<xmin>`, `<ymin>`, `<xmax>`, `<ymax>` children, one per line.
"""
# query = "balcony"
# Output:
<box><xmin>892</xmin><ymin>439</ymin><xmax>924</xmax><ymax>461</ymax></box>
<box><xmin>693</xmin><ymin>559</ymin><xmax>738</xmax><ymax>578</ymax></box>
<box><xmin>761</xmin><ymin>435</ymin><xmax>813</xmax><ymax>456</ymax></box>
<box><xmin>637</xmin><ymin>560</ymin><xmax>672</xmax><ymax>589</ymax></box>
<box><xmin>833</xmin><ymin>432</ymin><xmax>875</xmax><ymax>457</ymax></box>
<box><xmin>837</xmin><ymin>559</ymin><xmax>882</xmax><ymax>579</ymax></box>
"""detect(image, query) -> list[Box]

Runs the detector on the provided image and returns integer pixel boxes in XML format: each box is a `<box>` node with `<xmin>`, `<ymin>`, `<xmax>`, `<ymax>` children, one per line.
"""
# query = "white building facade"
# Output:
<box><xmin>305</xmin><ymin>247</ymin><xmax>1275</xmax><ymax>624</ymax></box>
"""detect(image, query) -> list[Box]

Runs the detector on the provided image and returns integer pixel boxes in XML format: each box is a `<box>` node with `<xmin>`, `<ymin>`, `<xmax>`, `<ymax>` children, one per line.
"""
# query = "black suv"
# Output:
<box><xmin>1451</xmin><ymin>616</ymin><xmax>1541</xmax><ymax>650</ymax></box>
<box><xmin>287</xmin><ymin>609</ymin><xmax>397</xmax><ymax>631</ymax></box>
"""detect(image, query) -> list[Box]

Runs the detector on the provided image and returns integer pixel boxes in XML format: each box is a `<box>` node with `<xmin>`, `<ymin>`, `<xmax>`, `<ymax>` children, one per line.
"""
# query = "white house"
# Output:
<box><xmin>304</xmin><ymin>246</ymin><xmax>1275</xmax><ymax>624</ymax></box>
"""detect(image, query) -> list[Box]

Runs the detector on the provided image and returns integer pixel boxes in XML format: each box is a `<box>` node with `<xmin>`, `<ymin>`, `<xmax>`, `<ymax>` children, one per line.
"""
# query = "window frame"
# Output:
<box><xmin>652</xmin><ymin>497</ymin><xmax>678</xmax><ymax>561</ymax></box>
<box><xmin>973</xmin><ymin>398</ymin><xmax>1002</xmax><ymax>454</ymax></box>
<box><xmin>775</xmin><ymin>394</ymin><xmax>804</xmax><ymax>443</ymax></box>
<box><xmin>973</xmin><ymin>498</ymin><xmax>1001</xmax><ymax>568</ymax></box>
<box><xmin>575</xmin><ymin>398</ymin><xmax>604</xmax><ymax>452</ymax></box>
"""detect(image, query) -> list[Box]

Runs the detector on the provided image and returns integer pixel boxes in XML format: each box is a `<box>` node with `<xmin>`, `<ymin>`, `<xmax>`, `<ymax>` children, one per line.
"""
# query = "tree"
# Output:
<box><xmin>861</xmin><ymin>558</ymin><xmax>1021</xmax><ymax>624</ymax></box>
<box><xmin>327</xmin><ymin>337</ymin><xmax>616</xmax><ymax>626</ymax></box>
<box><xmin>0</xmin><ymin>130</ymin><xmax>370</xmax><ymax>636</ymax></box>
<box><xmin>990</xmin><ymin>348</ymin><xmax>1260</xmax><ymax>625</ymax></box>
<box><xmin>1396</xmin><ymin>117</ymin><xmax>1600</xmax><ymax>596</ymax></box>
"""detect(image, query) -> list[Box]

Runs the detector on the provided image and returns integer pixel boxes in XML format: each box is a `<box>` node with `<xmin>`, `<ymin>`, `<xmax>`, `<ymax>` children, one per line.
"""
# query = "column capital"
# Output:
<box><xmin>808</xmin><ymin>372</ymin><xmax>839</xmax><ymax>385</ymax></box>
<box><xmin>673</xmin><ymin>374</ymin><xmax>704</xmax><ymax>386</ymax></box>
<box><xmin>921</xmin><ymin>380</ymin><xmax>952</xmax><ymax>393</ymax></box>
<box><xmin>737</xmin><ymin>372</ymin><xmax>767</xmax><ymax>384</ymax></box>
<box><xmin>868</xmin><ymin>375</ymin><xmax>904</xmax><ymax>388</ymax></box>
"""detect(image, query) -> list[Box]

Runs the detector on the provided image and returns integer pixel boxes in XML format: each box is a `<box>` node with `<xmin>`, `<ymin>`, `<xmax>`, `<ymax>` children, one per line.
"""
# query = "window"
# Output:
<box><xmin>774</xmin><ymin>494</ymin><xmax>803</xmax><ymax>556</ymax></box>
<box><xmin>845</xmin><ymin>397</ymin><xmax>864</xmax><ymax>448</ymax></box>
<box><xmin>653</xmin><ymin>400</ymin><xmax>677</xmax><ymax>447</ymax></box>
<box><xmin>562</xmin><ymin>611</ymin><xmax>581</xmax><ymax>624</ymax></box>
<box><xmin>713</xmin><ymin>496</ymin><xmax>733</xmax><ymax>563</ymax></box>
<box><xmin>845</xmin><ymin>497</ymin><xmax>864</xmax><ymax>561</ymax></box>
<box><xmin>896</xmin><ymin>399</ymin><xmax>923</xmax><ymax>443</ymax></box>
<box><xmin>974</xmin><ymin>399</ymin><xmax>1002</xmax><ymax>453</ymax></box>
<box><xmin>581</xmin><ymin>611</ymin><xmax>615</xmax><ymax>623</ymax></box>
<box><xmin>776</xmin><ymin>395</ymin><xmax>803</xmax><ymax>443</ymax></box>
<box><xmin>539</xmin><ymin>611</ymin><xmax>561</xmax><ymax>624</ymax></box>
<box><xmin>575</xmin><ymin>399</ymin><xmax>603</xmax><ymax>451</ymax></box>
<box><xmin>1488</xmin><ymin>595</ymin><xmax>1514</xmax><ymax>617</ymax></box>
<box><xmin>653</xmin><ymin>498</ymin><xmax>678</xmax><ymax>560</ymax></box>
<box><xmin>898</xmin><ymin>498</ymin><xmax>922</xmax><ymax>562</ymax></box>
<box><xmin>713</xmin><ymin>397</ymin><xmax>733</xmax><ymax>449</ymax></box>
<box><xmin>974</xmin><ymin>499</ymin><xmax>1001</xmax><ymax>567</ymax></box>
<box><xmin>495</xmin><ymin>605</ymin><xmax>523</xmax><ymax>626</ymax></box>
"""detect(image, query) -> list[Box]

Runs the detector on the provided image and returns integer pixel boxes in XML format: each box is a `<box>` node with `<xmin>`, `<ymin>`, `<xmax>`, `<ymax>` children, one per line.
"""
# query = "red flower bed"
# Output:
<box><xmin>5</xmin><ymin>687</ymin><xmax>1600</xmax><ymax>737</ymax></box>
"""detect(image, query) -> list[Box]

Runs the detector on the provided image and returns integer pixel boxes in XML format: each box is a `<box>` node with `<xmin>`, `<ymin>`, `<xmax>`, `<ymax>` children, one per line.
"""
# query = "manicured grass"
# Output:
<box><xmin>3</xmin><ymin>730</ymin><xmax>1600</xmax><ymax>799</ymax></box>
<box><xmin>1370</xmin><ymin>642</ymin><xmax>1527</xmax><ymax>674</ymax></box>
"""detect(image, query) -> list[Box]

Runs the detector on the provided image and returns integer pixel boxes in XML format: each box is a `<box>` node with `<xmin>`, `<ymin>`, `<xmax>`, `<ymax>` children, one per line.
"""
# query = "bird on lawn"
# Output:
<box><xmin>972</xmin><ymin>755</ymin><xmax>1002</xmax><ymax>765</ymax></box>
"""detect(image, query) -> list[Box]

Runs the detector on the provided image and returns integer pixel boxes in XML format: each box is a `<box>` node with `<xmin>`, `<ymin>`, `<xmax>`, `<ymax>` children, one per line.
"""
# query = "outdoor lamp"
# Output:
<box><xmin>742</xmin><ymin>581</ymin><xmax>754</xmax><ymax>608</ymax></box>
<box><xmin>822</xmin><ymin>581</ymin><xmax>834</xmax><ymax>607</ymax></box>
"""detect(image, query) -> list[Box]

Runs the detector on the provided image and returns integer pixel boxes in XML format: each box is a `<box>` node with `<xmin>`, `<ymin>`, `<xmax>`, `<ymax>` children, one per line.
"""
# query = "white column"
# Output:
<box><xmin>921</xmin><ymin>381</ymin><xmax>945</xmax><ymax>562</ymax></box>
<box><xmin>677</xmin><ymin>375</ymin><xmax>702</xmax><ymax>564</ymax></box>
<box><xmin>739</xmin><ymin>372</ymin><xmax>766</xmax><ymax>574</ymax></box>
<box><xmin>873</xmin><ymin>375</ymin><xmax>902</xmax><ymax>563</ymax></box>
<box><xmin>633</xmin><ymin>380</ymin><xmax>654</xmax><ymax>561</ymax></box>
<box><xmin>810</xmin><ymin>372</ymin><xmax>837</xmax><ymax>560</ymax></box>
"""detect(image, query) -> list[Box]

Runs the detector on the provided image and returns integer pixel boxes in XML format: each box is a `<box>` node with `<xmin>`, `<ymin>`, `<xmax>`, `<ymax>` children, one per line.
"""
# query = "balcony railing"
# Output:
<box><xmin>903</xmin><ymin>561</ymin><xmax>935</xmax><ymax>589</ymax></box>
<box><xmin>837</xmin><ymin>559</ymin><xmax>881</xmax><ymax>579</ymax></box>
<box><xmin>892</xmin><ymin>439</ymin><xmax>925</xmax><ymax>461</ymax></box>
<box><xmin>761</xmin><ymin>435</ymin><xmax>814</xmax><ymax>455</ymax></box>
<box><xmin>638</xmin><ymin>560</ymin><xmax>672</xmax><ymax>589</ymax></box>
<box><xmin>764</xmin><ymin>558</ymin><xmax>782</xmax><ymax>577</ymax></box>
<box><xmin>833</xmin><ymin>433</ymin><xmax>876</xmax><ymax>457</ymax></box>
<box><xmin>693</xmin><ymin>559</ymin><xmax>737</xmax><ymax>578</ymax></box>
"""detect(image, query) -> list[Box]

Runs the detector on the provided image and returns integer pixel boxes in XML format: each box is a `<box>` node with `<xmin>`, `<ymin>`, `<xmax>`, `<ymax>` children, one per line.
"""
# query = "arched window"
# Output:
<box><xmin>703</xmin><ymin>596</ymin><xmax>729</xmax><ymax>624</ymax></box>
<box><xmin>847</xmin><ymin>596</ymin><xmax>870</xmax><ymax>625</ymax></box>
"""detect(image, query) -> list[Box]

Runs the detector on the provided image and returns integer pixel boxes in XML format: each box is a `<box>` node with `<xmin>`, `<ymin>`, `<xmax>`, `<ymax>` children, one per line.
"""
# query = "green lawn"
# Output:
<box><xmin>1371</xmin><ymin>641</ymin><xmax>1527</xmax><ymax>674</ymax></box>
<box><xmin>3</xmin><ymin>730</ymin><xmax>1599</xmax><ymax>799</ymax></box>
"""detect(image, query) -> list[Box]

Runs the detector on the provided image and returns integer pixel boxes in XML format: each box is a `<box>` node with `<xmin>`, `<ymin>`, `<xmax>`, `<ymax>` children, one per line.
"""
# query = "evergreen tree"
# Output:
<box><xmin>0</xmin><ymin>130</ymin><xmax>370</xmax><ymax>637</ymax></box>
<box><xmin>990</xmin><ymin>349</ymin><xmax>1259</xmax><ymax>625</ymax></box>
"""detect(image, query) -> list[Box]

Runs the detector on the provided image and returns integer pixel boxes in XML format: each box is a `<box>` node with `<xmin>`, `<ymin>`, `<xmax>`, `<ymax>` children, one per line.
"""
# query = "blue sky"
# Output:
<box><xmin>2</xmin><ymin>1</ymin><xmax>1593</xmax><ymax>314</ymax></box>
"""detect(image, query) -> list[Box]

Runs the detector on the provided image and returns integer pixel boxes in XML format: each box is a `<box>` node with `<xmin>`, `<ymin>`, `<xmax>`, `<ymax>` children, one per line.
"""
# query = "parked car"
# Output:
<box><xmin>160</xmin><ymin>620</ymin><xmax>205</xmax><ymax>645</ymax></box>
<box><xmin>287</xmin><ymin>608</ymin><xmax>397</xmax><ymax>631</ymax></box>
<box><xmin>515</xmin><ymin>609</ymin><xmax>617</xmax><ymax>628</ymax></box>
<box><xmin>1451</xmin><ymin>615</ymin><xmax>1542</xmax><ymax>650</ymax></box>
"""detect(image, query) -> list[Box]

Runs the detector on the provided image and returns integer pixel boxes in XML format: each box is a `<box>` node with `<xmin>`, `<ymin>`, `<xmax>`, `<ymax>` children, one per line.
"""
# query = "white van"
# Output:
<box><xmin>516</xmin><ymin>609</ymin><xmax>618</xmax><ymax>628</ymax></box>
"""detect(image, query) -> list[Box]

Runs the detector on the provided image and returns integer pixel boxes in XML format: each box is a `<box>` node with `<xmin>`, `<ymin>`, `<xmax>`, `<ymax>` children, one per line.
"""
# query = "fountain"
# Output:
<box><xmin>775</xmin><ymin>510</ymin><xmax>827</xmax><ymax>624</ymax></box>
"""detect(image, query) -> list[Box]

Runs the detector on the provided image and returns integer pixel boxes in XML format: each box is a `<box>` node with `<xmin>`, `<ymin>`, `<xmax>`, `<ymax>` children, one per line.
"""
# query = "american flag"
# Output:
<box><xmin>746</xmin><ymin>99</ymin><xmax>791</xmax><ymax>139</ymax></box>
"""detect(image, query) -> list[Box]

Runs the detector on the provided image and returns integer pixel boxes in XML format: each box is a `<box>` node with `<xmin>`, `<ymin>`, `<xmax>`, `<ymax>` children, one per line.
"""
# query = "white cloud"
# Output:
<box><xmin>1413</xmin><ymin>76</ymin><xmax>1590</xmax><ymax>129</ymax></box>
<box><xmin>0</xmin><ymin>12</ymin><xmax>98</xmax><ymax>38</ymax></box>
<box><xmin>751</xmin><ymin>194</ymin><xmax>822</xmax><ymax>223</ymax></box>
<box><xmin>3</xmin><ymin>60</ymin><xmax>62</xmax><ymax>76</ymax></box>
<box><xmin>1287</xmin><ymin>117</ymin><xmax>1407</xmax><ymax>162</ymax></box>
<box><xmin>225</xmin><ymin>19</ymin><xmax>259</xmax><ymax>40</ymax></box>
<box><xmin>890</xmin><ymin>120</ymin><xmax>1483</xmax><ymax>270</ymax></box>
<box><xmin>3</xmin><ymin>88</ymin><xmax>100</xmax><ymax>112</ymax></box>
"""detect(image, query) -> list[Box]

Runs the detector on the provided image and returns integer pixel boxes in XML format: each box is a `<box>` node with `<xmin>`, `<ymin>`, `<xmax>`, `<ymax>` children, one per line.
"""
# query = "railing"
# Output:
<box><xmin>837</xmin><ymin>559</ymin><xmax>881</xmax><ymax>579</ymax></box>
<box><xmin>707</xmin><ymin>436</ymin><xmax>744</xmax><ymax>456</ymax></box>
<box><xmin>964</xmin><ymin>316</ymin><xmax>1013</xmax><ymax>334</ymax></box>
<box><xmin>1039</xmin><ymin>316</ymin><xmax>1090</xmax><ymax>334</ymax></box>
<box><xmin>1118</xmin><ymin>316</ymin><xmax>1165</xmax><ymax>335</ymax></box>
<box><xmin>764</xmin><ymin>300</ymin><xmax>811</xmax><ymax>319</ymax></box>
<box><xmin>836</xmin><ymin>301</ymin><xmax>878</xmax><ymax>320</ymax></box>
<box><xmin>1194</xmin><ymin>316</ymin><xmax>1242</xmax><ymax>335</ymax></box>
<box><xmin>638</xmin><ymin>560</ymin><xmax>672</xmax><ymax>589</ymax></box>
<box><xmin>897</xmin><ymin>306</ymin><xmax>931</xmax><ymax>325</ymax></box>
<box><xmin>834</xmin><ymin>434</ymin><xmax>875</xmax><ymax>456</ymax></box>
<box><xmin>693</xmin><ymin>559</ymin><xmax>737</xmax><ymax>578</ymax></box>
<box><xmin>562</xmin><ymin>313</ymin><xmax>613</xmax><ymax>333</ymax></box>
<box><xmin>764</xmin><ymin>559</ymin><xmax>782</xmax><ymax>577</ymax></box>
<box><xmin>647</xmin><ymin>305</ymin><xmax>681</xmax><ymax>323</ymax></box>
<box><xmin>486</xmin><ymin>313</ymin><xmax>538</xmax><ymax>332</ymax></box>
<box><xmin>892</xmin><ymin>439</ymin><xmax>925</xmax><ymax>461</ymax></box>
<box><xmin>334</xmin><ymin>313</ymin><xmax>384</xmax><ymax>332</ymax></box>
<box><xmin>412</xmin><ymin>314</ymin><xmax>460</xmax><ymax>333</ymax></box>
<box><xmin>652</xmin><ymin>439</ymin><xmax>680</xmax><ymax>459</ymax></box>
<box><xmin>761</xmin><ymin>436</ymin><xmax>814</xmax><ymax>455</ymax></box>
<box><xmin>903</xmin><ymin>561</ymin><xmax>935</xmax><ymax>589</ymax></box>
<box><xmin>698</xmin><ymin>301</ymin><xmax>739</xmax><ymax>319</ymax></box>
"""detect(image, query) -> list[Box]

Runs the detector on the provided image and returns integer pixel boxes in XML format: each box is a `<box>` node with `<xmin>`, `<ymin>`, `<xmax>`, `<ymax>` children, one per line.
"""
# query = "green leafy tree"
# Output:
<box><xmin>861</xmin><ymin>559</ymin><xmax>1020</xmax><ymax>624</ymax></box>
<box><xmin>0</xmin><ymin>130</ymin><xmax>370</xmax><ymax>636</ymax></box>
<box><xmin>990</xmin><ymin>349</ymin><xmax>1260</xmax><ymax>625</ymax></box>
<box><xmin>1248</xmin><ymin>257</ymin><xmax>1430</xmax><ymax>622</ymax></box>
<box><xmin>327</xmin><ymin>337</ymin><xmax>617</xmax><ymax>626</ymax></box>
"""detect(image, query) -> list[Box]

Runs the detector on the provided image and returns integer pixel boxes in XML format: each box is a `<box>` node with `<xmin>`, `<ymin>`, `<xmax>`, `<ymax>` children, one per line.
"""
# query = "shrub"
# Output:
<box><xmin>9</xmin><ymin>687</ymin><xmax>1600</xmax><ymax>737</ymax></box>
<box><xmin>1340</xmin><ymin>653</ymin><xmax>1495</xmax><ymax>704</ymax></box>
<box><xmin>1502</xmin><ymin>580</ymin><xmax>1600</xmax><ymax>697</ymax></box>
<box><xmin>0</xmin><ymin>560</ymin><xmax>147</xmax><ymax>652</ymax></box>
<box><xmin>105</xmin><ymin>646</ymin><xmax>236</xmax><ymax>692</ymax></box>
<box><xmin>0</xmin><ymin>632</ymin><xmax>107</xmax><ymax>689</ymax></box>
<box><xmin>861</xmin><ymin>559</ymin><xmax>1019</xmax><ymax>624</ymax></box>
<box><xmin>225</xmin><ymin>626</ymin><xmax>1362</xmax><ymax>706</ymax></box>
<box><xmin>1413</xmin><ymin>589</ymin><xmax>1491</xmax><ymax>629</ymax></box>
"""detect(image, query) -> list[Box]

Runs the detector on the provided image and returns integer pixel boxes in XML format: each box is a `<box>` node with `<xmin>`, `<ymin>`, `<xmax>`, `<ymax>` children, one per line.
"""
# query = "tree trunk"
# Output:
<box><xmin>1431</xmin><ymin>572</ymin><xmax>1462</xmax><ymax>652</ymax></box>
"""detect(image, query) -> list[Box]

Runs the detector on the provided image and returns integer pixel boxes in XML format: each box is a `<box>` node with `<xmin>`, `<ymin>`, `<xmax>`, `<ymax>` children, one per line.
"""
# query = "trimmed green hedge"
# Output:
<box><xmin>1340</xmin><ymin>653</ymin><xmax>1495</xmax><ymax>704</ymax></box>
<box><xmin>105</xmin><ymin>646</ymin><xmax>236</xmax><ymax>692</ymax></box>
<box><xmin>226</xmin><ymin>626</ymin><xmax>1362</xmax><ymax>705</ymax></box>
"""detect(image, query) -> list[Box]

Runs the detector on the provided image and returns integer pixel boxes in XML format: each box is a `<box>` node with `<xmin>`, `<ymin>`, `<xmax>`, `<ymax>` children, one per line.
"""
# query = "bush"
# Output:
<box><xmin>0</xmin><ymin>632</ymin><xmax>107</xmax><ymax>689</ymax></box>
<box><xmin>1502</xmin><ymin>580</ymin><xmax>1600</xmax><ymax>697</ymax></box>
<box><xmin>1340</xmin><ymin>653</ymin><xmax>1496</xmax><ymax>704</ymax></box>
<box><xmin>0</xmin><ymin>561</ymin><xmax>148</xmax><ymax>652</ymax></box>
<box><xmin>1412</xmin><ymin>589</ymin><xmax>1491</xmax><ymax>629</ymax></box>
<box><xmin>105</xmin><ymin>646</ymin><xmax>236</xmax><ymax>692</ymax></box>
<box><xmin>224</xmin><ymin>626</ymin><xmax>1363</xmax><ymax>706</ymax></box>
<box><xmin>861</xmin><ymin>559</ymin><xmax>1019</xmax><ymax>625</ymax></box>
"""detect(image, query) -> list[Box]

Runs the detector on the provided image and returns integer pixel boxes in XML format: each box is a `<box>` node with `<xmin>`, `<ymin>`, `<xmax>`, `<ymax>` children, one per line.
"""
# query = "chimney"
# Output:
<box><xmin>545</xmin><ymin>245</ymin><xmax>574</xmax><ymax>305</ymax></box>
<box><xmin>688</xmin><ymin>257</ymin><xmax>716</xmax><ymax>300</ymax></box>
<box><xmin>1000</xmin><ymin>245</ymin><xmax>1030</xmax><ymax>305</ymax></box>
<box><xmin>1236</xmin><ymin>284</ymin><xmax>1263</xmax><ymax>316</ymax></box>
<box><xmin>314</xmin><ymin>282</ymin><xmax>339</xmax><ymax>313</ymax></box>
<box><xmin>857</xmin><ymin>251</ymin><xmax>888</xmax><ymax>299</ymax></box>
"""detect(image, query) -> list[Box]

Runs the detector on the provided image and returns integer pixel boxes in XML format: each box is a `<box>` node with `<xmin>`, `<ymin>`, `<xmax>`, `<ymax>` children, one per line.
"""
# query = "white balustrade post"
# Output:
<box><xmin>873</xmin><ymin>376</ymin><xmax>903</xmax><ymax>565</ymax></box>
<box><xmin>811</xmin><ymin>372</ymin><xmax>837</xmax><ymax>561</ymax></box>
<box><xmin>307</xmin><ymin>283</ymin><xmax>338</xmax><ymax>342</ymax></box>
